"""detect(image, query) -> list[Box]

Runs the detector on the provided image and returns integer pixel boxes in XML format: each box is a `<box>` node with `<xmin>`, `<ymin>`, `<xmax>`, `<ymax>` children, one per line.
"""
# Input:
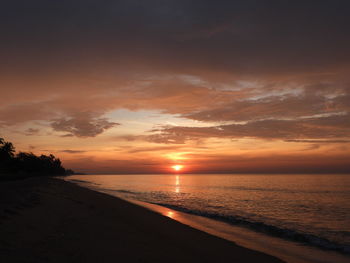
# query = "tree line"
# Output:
<box><xmin>0</xmin><ymin>138</ymin><xmax>74</xmax><ymax>179</ymax></box>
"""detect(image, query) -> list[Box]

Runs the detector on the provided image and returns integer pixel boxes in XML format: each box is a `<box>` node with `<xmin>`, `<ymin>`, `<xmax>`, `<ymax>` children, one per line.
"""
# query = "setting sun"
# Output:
<box><xmin>172</xmin><ymin>165</ymin><xmax>183</xmax><ymax>172</ymax></box>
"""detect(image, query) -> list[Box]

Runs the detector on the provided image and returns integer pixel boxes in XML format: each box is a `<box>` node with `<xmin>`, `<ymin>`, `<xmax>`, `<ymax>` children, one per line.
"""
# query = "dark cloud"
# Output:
<box><xmin>51</xmin><ymin>114</ymin><xmax>119</xmax><ymax>137</ymax></box>
<box><xmin>299</xmin><ymin>144</ymin><xmax>320</xmax><ymax>151</ymax></box>
<box><xmin>0</xmin><ymin>103</ymin><xmax>55</xmax><ymax>126</ymax></box>
<box><xmin>186</xmin><ymin>84</ymin><xmax>350</xmax><ymax>122</ymax></box>
<box><xmin>126</xmin><ymin>146</ymin><xmax>183</xmax><ymax>154</ymax></box>
<box><xmin>24</xmin><ymin>128</ymin><xmax>40</xmax><ymax>136</ymax></box>
<box><xmin>1</xmin><ymin>1</ymin><xmax>350</xmax><ymax>75</ymax></box>
<box><xmin>285</xmin><ymin>139</ymin><xmax>350</xmax><ymax>143</ymax></box>
<box><xmin>59</xmin><ymin>150</ymin><xmax>86</xmax><ymax>154</ymax></box>
<box><xmin>60</xmin><ymin>134</ymin><xmax>74</xmax><ymax>138</ymax></box>
<box><xmin>146</xmin><ymin>133</ymin><xmax>187</xmax><ymax>144</ymax></box>
<box><xmin>150</xmin><ymin>113</ymin><xmax>350</xmax><ymax>143</ymax></box>
<box><xmin>1</xmin><ymin>0</ymin><xmax>350</xmax><ymax>138</ymax></box>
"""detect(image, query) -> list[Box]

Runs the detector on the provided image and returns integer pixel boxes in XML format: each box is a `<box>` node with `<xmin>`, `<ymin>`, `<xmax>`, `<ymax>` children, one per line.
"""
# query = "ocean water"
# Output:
<box><xmin>66</xmin><ymin>174</ymin><xmax>350</xmax><ymax>263</ymax></box>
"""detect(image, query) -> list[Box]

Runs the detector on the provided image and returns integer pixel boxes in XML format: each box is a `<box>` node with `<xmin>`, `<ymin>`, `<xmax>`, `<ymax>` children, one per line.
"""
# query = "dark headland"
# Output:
<box><xmin>0</xmin><ymin>177</ymin><xmax>284</xmax><ymax>263</ymax></box>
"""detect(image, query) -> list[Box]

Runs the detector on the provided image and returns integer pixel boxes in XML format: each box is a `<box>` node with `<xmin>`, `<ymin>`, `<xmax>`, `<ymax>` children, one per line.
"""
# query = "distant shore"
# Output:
<box><xmin>0</xmin><ymin>177</ymin><xmax>284</xmax><ymax>263</ymax></box>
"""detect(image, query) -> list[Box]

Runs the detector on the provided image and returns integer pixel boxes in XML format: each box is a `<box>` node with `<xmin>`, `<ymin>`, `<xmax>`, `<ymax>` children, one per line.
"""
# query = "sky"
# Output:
<box><xmin>1</xmin><ymin>0</ymin><xmax>350</xmax><ymax>174</ymax></box>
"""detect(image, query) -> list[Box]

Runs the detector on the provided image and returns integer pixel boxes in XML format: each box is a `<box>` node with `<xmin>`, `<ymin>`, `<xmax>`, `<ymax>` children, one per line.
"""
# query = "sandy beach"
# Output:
<box><xmin>0</xmin><ymin>177</ymin><xmax>284</xmax><ymax>263</ymax></box>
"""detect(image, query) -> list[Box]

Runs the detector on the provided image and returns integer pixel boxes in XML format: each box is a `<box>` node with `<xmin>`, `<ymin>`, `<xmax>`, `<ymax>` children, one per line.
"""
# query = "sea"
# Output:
<box><xmin>66</xmin><ymin>174</ymin><xmax>350</xmax><ymax>263</ymax></box>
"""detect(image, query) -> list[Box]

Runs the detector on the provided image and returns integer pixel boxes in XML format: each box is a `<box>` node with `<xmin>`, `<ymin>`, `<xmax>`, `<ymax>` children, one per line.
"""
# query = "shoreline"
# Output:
<box><xmin>125</xmin><ymin>199</ymin><xmax>350</xmax><ymax>263</ymax></box>
<box><xmin>69</xmin><ymin>178</ymin><xmax>350</xmax><ymax>263</ymax></box>
<box><xmin>0</xmin><ymin>177</ymin><xmax>284</xmax><ymax>263</ymax></box>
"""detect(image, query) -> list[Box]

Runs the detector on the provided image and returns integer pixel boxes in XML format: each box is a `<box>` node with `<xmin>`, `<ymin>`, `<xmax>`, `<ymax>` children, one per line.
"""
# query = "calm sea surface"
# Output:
<box><xmin>66</xmin><ymin>174</ymin><xmax>350</xmax><ymax>262</ymax></box>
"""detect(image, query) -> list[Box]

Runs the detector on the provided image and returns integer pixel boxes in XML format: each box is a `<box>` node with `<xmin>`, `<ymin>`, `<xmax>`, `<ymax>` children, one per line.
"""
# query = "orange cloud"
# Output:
<box><xmin>1</xmin><ymin>0</ymin><xmax>350</xmax><ymax>173</ymax></box>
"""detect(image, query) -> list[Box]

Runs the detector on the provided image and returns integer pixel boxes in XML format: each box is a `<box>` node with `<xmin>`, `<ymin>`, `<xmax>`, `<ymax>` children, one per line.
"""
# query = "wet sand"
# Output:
<box><xmin>0</xmin><ymin>177</ymin><xmax>284</xmax><ymax>263</ymax></box>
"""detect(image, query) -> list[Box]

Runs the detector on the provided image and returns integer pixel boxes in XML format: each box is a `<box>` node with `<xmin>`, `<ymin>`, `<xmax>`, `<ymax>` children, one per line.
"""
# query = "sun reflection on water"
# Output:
<box><xmin>175</xmin><ymin>175</ymin><xmax>180</xmax><ymax>193</ymax></box>
<box><xmin>167</xmin><ymin>211</ymin><xmax>174</xmax><ymax>218</ymax></box>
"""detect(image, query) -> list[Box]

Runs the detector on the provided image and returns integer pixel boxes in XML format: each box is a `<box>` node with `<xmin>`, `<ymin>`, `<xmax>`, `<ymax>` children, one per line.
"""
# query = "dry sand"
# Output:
<box><xmin>0</xmin><ymin>177</ymin><xmax>284</xmax><ymax>263</ymax></box>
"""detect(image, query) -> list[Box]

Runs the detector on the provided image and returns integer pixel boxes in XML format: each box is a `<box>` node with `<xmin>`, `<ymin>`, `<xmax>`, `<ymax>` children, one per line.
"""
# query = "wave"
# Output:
<box><xmin>69</xmin><ymin>179</ymin><xmax>89</xmax><ymax>183</ymax></box>
<box><xmin>69</xmin><ymin>179</ymin><xmax>102</xmax><ymax>187</ymax></box>
<box><xmin>152</xmin><ymin>202</ymin><xmax>350</xmax><ymax>255</ymax></box>
<box><xmin>109</xmin><ymin>189</ymin><xmax>137</xmax><ymax>194</ymax></box>
<box><xmin>70</xmin><ymin>180</ymin><xmax>350</xmax><ymax>255</ymax></box>
<box><xmin>217</xmin><ymin>185</ymin><xmax>349</xmax><ymax>194</ymax></box>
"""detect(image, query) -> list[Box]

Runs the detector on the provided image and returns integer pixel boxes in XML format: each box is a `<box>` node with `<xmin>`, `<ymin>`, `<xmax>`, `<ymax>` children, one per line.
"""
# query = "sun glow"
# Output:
<box><xmin>172</xmin><ymin>165</ymin><xmax>183</xmax><ymax>172</ymax></box>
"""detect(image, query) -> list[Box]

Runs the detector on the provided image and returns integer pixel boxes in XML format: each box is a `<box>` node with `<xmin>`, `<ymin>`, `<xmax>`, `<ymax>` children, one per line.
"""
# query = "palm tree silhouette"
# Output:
<box><xmin>1</xmin><ymin>137</ymin><xmax>72</xmax><ymax>178</ymax></box>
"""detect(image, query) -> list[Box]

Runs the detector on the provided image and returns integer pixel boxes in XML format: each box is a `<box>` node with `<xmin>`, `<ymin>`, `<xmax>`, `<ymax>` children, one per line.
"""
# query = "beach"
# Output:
<box><xmin>0</xmin><ymin>177</ymin><xmax>284</xmax><ymax>263</ymax></box>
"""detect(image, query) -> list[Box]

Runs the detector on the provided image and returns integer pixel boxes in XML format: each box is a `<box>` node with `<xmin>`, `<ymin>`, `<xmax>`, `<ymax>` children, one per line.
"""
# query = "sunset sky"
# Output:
<box><xmin>1</xmin><ymin>0</ymin><xmax>350</xmax><ymax>174</ymax></box>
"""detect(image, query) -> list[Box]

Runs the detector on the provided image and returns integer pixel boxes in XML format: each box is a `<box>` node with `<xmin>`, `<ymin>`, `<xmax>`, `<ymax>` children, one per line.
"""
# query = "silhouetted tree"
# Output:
<box><xmin>0</xmin><ymin>138</ymin><xmax>15</xmax><ymax>158</ymax></box>
<box><xmin>0</xmin><ymin>138</ymin><xmax>16</xmax><ymax>173</ymax></box>
<box><xmin>0</xmin><ymin>137</ymin><xmax>73</xmax><ymax>179</ymax></box>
